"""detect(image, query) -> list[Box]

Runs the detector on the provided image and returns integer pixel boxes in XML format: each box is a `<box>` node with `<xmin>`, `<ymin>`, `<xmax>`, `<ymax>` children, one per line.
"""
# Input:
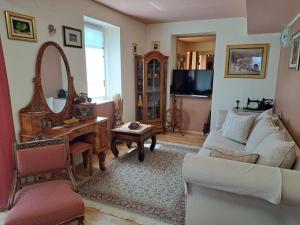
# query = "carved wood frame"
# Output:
<box><xmin>19</xmin><ymin>41</ymin><xmax>78</xmax><ymax>123</ymax></box>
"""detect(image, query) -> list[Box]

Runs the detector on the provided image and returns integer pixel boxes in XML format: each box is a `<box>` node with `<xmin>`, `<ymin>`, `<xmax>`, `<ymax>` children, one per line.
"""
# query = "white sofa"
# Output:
<box><xmin>182</xmin><ymin>110</ymin><xmax>300</xmax><ymax>225</ymax></box>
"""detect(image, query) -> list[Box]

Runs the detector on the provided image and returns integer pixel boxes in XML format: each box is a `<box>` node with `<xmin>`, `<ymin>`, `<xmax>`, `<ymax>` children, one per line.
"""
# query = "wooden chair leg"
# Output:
<box><xmin>71</xmin><ymin>154</ymin><xmax>76</xmax><ymax>176</ymax></box>
<box><xmin>78</xmin><ymin>216</ymin><xmax>84</xmax><ymax>225</ymax></box>
<box><xmin>82</xmin><ymin>151</ymin><xmax>88</xmax><ymax>168</ymax></box>
<box><xmin>88</xmin><ymin>148</ymin><xmax>93</xmax><ymax>176</ymax></box>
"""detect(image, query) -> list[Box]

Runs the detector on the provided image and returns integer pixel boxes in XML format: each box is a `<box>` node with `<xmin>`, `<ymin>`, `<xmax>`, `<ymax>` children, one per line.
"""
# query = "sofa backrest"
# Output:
<box><xmin>277</xmin><ymin>118</ymin><xmax>300</xmax><ymax>171</ymax></box>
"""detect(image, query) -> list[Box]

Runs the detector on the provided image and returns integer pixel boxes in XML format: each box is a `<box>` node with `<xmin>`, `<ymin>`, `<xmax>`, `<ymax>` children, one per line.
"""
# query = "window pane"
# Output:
<box><xmin>85</xmin><ymin>47</ymin><xmax>105</xmax><ymax>98</ymax></box>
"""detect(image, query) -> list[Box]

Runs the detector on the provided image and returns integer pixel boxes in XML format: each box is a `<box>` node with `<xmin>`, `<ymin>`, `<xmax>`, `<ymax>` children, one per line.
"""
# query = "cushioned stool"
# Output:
<box><xmin>70</xmin><ymin>141</ymin><xmax>93</xmax><ymax>176</ymax></box>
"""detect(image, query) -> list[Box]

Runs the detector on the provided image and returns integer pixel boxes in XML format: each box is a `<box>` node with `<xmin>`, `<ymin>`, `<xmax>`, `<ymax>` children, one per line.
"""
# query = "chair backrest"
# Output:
<box><xmin>14</xmin><ymin>138</ymin><xmax>68</xmax><ymax>178</ymax></box>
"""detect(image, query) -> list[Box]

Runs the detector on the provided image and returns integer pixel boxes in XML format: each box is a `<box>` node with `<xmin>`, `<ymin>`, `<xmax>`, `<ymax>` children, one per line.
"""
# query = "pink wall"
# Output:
<box><xmin>0</xmin><ymin>37</ymin><xmax>15</xmax><ymax>208</ymax></box>
<box><xmin>275</xmin><ymin>17</ymin><xmax>300</xmax><ymax>148</ymax></box>
<box><xmin>175</xmin><ymin>97</ymin><xmax>211</xmax><ymax>133</ymax></box>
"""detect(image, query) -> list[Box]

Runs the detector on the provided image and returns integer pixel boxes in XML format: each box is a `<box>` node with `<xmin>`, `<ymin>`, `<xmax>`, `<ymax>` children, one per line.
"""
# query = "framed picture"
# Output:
<box><xmin>132</xmin><ymin>43</ymin><xmax>137</xmax><ymax>55</ymax></box>
<box><xmin>62</xmin><ymin>26</ymin><xmax>82</xmax><ymax>48</ymax></box>
<box><xmin>5</xmin><ymin>11</ymin><xmax>37</xmax><ymax>42</ymax></box>
<box><xmin>289</xmin><ymin>31</ymin><xmax>300</xmax><ymax>69</ymax></box>
<box><xmin>152</xmin><ymin>41</ymin><xmax>160</xmax><ymax>51</ymax></box>
<box><xmin>224</xmin><ymin>44</ymin><xmax>269</xmax><ymax>79</ymax></box>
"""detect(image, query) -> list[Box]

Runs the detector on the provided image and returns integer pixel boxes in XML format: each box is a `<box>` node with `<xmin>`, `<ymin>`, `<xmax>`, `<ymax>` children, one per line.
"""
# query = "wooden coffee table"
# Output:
<box><xmin>111</xmin><ymin>123</ymin><xmax>156</xmax><ymax>162</ymax></box>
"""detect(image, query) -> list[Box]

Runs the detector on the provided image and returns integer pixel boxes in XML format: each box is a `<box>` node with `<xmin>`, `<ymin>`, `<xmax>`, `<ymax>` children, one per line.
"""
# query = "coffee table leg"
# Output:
<box><xmin>98</xmin><ymin>151</ymin><xmax>106</xmax><ymax>171</ymax></box>
<box><xmin>137</xmin><ymin>141</ymin><xmax>144</xmax><ymax>162</ymax></box>
<box><xmin>150</xmin><ymin>134</ymin><xmax>156</xmax><ymax>151</ymax></box>
<box><xmin>111</xmin><ymin>139</ymin><xmax>119</xmax><ymax>158</ymax></box>
<box><xmin>126</xmin><ymin>141</ymin><xmax>132</xmax><ymax>148</ymax></box>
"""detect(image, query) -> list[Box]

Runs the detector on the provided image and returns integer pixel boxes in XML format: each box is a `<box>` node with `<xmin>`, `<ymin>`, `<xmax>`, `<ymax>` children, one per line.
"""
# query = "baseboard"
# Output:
<box><xmin>180</xmin><ymin>130</ymin><xmax>205</xmax><ymax>135</ymax></box>
<box><xmin>0</xmin><ymin>207</ymin><xmax>7</xmax><ymax>212</ymax></box>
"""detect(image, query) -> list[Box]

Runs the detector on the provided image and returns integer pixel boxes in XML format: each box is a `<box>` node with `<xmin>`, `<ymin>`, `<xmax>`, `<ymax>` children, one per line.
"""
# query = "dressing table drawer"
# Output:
<box><xmin>71</xmin><ymin>126</ymin><xmax>94</xmax><ymax>139</ymax></box>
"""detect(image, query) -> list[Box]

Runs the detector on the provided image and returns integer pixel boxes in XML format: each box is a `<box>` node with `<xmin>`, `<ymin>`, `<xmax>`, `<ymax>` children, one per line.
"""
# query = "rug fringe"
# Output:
<box><xmin>84</xmin><ymin>199</ymin><xmax>173</xmax><ymax>225</ymax></box>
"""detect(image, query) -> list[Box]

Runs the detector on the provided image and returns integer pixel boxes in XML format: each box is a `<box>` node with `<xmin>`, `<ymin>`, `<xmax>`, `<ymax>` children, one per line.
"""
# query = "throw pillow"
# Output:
<box><xmin>222</xmin><ymin>110</ymin><xmax>255</xmax><ymax>143</ymax></box>
<box><xmin>245</xmin><ymin>116</ymin><xmax>279</xmax><ymax>152</ymax></box>
<box><xmin>254</xmin><ymin>132</ymin><xmax>295</xmax><ymax>168</ymax></box>
<box><xmin>210</xmin><ymin>149</ymin><xmax>259</xmax><ymax>164</ymax></box>
<box><xmin>256</xmin><ymin>108</ymin><xmax>273</xmax><ymax>122</ymax></box>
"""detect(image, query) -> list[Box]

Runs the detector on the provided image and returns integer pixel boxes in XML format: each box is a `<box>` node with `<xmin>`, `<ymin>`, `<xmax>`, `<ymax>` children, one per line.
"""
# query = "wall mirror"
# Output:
<box><xmin>41</xmin><ymin>44</ymin><xmax>69</xmax><ymax>113</ymax></box>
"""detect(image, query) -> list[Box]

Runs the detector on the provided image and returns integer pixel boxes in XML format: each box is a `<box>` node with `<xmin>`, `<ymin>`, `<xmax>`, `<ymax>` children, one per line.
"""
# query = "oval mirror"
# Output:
<box><xmin>41</xmin><ymin>45</ymin><xmax>68</xmax><ymax>113</ymax></box>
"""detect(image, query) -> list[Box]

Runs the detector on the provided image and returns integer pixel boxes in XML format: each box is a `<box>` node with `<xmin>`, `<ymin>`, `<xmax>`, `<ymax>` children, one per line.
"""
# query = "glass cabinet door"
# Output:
<box><xmin>146</xmin><ymin>59</ymin><xmax>161</xmax><ymax>121</ymax></box>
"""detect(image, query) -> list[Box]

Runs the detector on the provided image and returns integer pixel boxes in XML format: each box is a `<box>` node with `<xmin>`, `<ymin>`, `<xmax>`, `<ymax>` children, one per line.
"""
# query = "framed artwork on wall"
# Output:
<box><xmin>152</xmin><ymin>41</ymin><xmax>160</xmax><ymax>51</ymax></box>
<box><xmin>224</xmin><ymin>44</ymin><xmax>269</xmax><ymax>79</ymax></box>
<box><xmin>62</xmin><ymin>26</ymin><xmax>82</xmax><ymax>48</ymax></box>
<box><xmin>5</xmin><ymin>11</ymin><xmax>37</xmax><ymax>42</ymax></box>
<box><xmin>132</xmin><ymin>43</ymin><xmax>138</xmax><ymax>55</ymax></box>
<box><xmin>289</xmin><ymin>31</ymin><xmax>300</xmax><ymax>69</ymax></box>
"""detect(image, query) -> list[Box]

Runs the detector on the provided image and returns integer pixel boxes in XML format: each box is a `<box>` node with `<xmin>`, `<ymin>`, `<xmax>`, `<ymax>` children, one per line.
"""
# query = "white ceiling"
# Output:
<box><xmin>94</xmin><ymin>0</ymin><xmax>247</xmax><ymax>24</ymax></box>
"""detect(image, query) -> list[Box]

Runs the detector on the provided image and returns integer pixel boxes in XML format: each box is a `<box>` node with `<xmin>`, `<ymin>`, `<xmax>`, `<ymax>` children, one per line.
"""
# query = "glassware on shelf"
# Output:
<box><xmin>138</xmin><ymin>95</ymin><xmax>143</xmax><ymax>107</ymax></box>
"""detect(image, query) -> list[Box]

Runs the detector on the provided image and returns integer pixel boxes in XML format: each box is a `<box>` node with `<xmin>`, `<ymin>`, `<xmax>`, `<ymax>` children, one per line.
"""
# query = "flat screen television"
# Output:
<box><xmin>171</xmin><ymin>69</ymin><xmax>214</xmax><ymax>96</ymax></box>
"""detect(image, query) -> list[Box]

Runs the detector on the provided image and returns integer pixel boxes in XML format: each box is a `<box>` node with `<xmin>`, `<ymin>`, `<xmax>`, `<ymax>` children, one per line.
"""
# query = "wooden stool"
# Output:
<box><xmin>70</xmin><ymin>142</ymin><xmax>93</xmax><ymax>176</ymax></box>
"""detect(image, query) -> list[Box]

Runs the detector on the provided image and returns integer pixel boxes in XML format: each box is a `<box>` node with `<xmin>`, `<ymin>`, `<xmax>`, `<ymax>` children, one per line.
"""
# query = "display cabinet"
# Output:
<box><xmin>135</xmin><ymin>51</ymin><xmax>168</xmax><ymax>133</ymax></box>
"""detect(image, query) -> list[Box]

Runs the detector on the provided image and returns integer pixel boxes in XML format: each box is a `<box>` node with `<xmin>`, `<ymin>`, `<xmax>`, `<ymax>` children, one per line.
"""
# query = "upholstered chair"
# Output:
<box><xmin>4</xmin><ymin>138</ymin><xmax>84</xmax><ymax>225</ymax></box>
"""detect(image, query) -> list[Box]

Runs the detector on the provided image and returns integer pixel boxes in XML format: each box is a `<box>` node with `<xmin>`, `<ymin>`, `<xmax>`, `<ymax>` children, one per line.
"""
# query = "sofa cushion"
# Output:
<box><xmin>254</xmin><ymin>132</ymin><xmax>296</xmax><ymax>168</ymax></box>
<box><xmin>222</xmin><ymin>110</ymin><xmax>255</xmax><ymax>144</ymax></box>
<box><xmin>203</xmin><ymin>130</ymin><xmax>246</xmax><ymax>152</ymax></box>
<box><xmin>4</xmin><ymin>180</ymin><xmax>84</xmax><ymax>225</ymax></box>
<box><xmin>210</xmin><ymin>149</ymin><xmax>259</xmax><ymax>164</ymax></box>
<box><xmin>245</xmin><ymin>116</ymin><xmax>279</xmax><ymax>152</ymax></box>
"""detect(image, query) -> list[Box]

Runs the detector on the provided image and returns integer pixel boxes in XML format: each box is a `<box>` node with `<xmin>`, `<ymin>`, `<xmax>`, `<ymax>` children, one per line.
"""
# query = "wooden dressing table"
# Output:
<box><xmin>19</xmin><ymin>42</ymin><xmax>109</xmax><ymax>170</ymax></box>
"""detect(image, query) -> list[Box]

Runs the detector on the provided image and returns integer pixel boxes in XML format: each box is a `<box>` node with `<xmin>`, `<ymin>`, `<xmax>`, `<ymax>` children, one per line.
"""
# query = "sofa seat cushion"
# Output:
<box><xmin>254</xmin><ymin>132</ymin><xmax>296</xmax><ymax>169</ymax></box>
<box><xmin>245</xmin><ymin>116</ymin><xmax>279</xmax><ymax>153</ymax></box>
<box><xmin>4</xmin><ymin>180</ymin><xmax>84</xmax><ymax>225</ymax></box>
<box><xmin>203</xmin><ymin>130</ymin><xmax>246</xmax><ymax>152</ymax></box>
<box><xmin>210</xmin><ymin>149</ymin><xmax>259</xmax><ymax>164</ymax></box>
<box><xmin>222</xmin><ymin>110</ymin><xmax>255</xmax><ymax>144</ymax></box>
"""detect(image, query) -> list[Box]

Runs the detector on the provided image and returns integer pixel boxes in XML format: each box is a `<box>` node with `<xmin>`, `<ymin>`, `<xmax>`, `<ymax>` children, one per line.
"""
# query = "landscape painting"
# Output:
<box><xmin>224</xmin><ymin>44</ymin><xmax>268</xmax><ymax>79</ymax></box>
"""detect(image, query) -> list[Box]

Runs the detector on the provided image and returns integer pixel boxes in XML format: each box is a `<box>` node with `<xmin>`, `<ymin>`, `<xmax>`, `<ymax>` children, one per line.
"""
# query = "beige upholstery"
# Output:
<box><xmin>184</xmin><ymin>110</ymin><xmax>300</xmax><ymax>225</ymax></box>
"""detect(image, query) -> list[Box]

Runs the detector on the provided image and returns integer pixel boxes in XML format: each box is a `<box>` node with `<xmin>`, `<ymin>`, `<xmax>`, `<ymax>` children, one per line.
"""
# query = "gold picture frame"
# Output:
<box><xmin>5</xmin><ymin>11</ymin><xmax>37</xmax><ymax>42</ymax></box>
<box><xmin>224</xmin><ymin>44</ymin><xmax>268</xmax><ymax>79</ymax></box>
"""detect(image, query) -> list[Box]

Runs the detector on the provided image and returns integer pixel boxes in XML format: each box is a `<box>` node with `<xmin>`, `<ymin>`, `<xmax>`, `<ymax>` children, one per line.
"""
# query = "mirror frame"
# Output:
<box><xmin>20</xmin><ymin>41</ymin><xmax>78</xmax><ymax>122</ymax></box>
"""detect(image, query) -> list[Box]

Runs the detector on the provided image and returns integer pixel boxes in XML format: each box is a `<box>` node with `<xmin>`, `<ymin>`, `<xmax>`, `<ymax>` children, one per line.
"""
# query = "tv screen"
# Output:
<box><xmin>171</xmin><ymin>70</ymin><xmax>214</xmax><ymax>96</ymax></box>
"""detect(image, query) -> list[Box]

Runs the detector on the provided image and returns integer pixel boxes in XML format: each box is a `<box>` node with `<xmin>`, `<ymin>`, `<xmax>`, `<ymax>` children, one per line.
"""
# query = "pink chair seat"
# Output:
<box><xmin>4</xmin><ymin>180</ymin><xmax>84</xmax><ymax>225</ymax></box>
<box><xmin>70</xmin><ymin>142</ymin><xmax>91</xmax><ymax>155</ymax></box>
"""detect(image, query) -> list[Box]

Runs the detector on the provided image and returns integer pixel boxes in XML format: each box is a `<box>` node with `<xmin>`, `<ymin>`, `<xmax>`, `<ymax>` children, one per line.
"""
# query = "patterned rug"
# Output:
<box><xmin>78</xmin><ymin>141</ymin><xmax>199</xmax><ymax>225</ymax></box>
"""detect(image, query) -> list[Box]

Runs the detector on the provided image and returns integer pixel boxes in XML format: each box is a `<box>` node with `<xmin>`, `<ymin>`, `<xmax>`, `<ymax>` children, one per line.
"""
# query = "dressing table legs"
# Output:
<box><xmin>98</xmin><ymin>151</ymin><xmax>106</xmax><ymax>171</ymax></box>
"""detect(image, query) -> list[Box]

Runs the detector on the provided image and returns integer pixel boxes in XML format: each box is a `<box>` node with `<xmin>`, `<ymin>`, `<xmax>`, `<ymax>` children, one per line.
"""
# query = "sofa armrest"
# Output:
<box><xmin>182</xmin><ymin>153</ymin><xmax>282</xmax><ymax>204</ymax></box>
<box><xmin>281</xmin><ymin>168</ymin><xmax>300</xmax><ymax>205</ymax></box>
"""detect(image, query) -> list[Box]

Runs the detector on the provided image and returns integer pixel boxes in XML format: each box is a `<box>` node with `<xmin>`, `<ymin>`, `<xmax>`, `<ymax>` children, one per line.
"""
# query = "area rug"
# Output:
<box><xmin>78</xmin><ymin>141</ymin><xmax>200</xmax><ymax>225</ymax></box>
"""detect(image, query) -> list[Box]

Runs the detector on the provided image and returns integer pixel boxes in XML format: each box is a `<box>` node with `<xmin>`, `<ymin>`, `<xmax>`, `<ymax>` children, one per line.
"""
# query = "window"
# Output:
<box><xmin>84</xmin><ymin>16</ymin><xmax>121</xmax><ymax>103</ymax></box>
<box><xmin>84</xmin><ymin>24</ymin><xmax>106</xmax><ymax>99</ymax></box>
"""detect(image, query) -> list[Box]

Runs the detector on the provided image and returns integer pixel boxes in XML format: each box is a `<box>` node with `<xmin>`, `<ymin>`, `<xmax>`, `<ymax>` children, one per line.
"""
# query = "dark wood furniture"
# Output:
<box><xmin>19</xmin><ymin>41</ymin><xmax>109</xmax><ymax>170</ymax></box>
<box><xmin>70</xmin><ymin>141</ymin><xmax>93</xmax><ymax>176</ymax></box>
<box><xmin>111</xmin><ymin>123</ymin><xmax>156</xmax><ymax>162</ymax></box>
<box><xmin>135</xmin><ymin>51</ymin><xmax>168</xmax><ymax>133</ymax></box>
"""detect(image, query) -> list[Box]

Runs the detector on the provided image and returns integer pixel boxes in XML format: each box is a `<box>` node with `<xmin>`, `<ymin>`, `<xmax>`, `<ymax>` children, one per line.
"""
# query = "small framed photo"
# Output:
<box><xmin>289</xmin><ymin>31</ymin><xmax>300</xmax><ymax>69</ymax></box>
<box><xmin>224</xmin><ymin>44</ymin><xmax>269</xmax><ymax>79</ymax></box>
<box><xmin>5</xmin><ymin>11</ymin><xmax>37</xmax><ymax>42</ymax></box>
<box><xmin>152</xmin><ymin>41</ymin><xmax>160</xmax><ymax>51</ymax></box>
<box><xmin>132</xmin><ymin>43</ymin><xmax>138</xmax><ymax>55</ymax></box>
<box><xmin>62</xmin><ymin>26</ymin><xmax>82</xmax><ymax>48</ymax></box>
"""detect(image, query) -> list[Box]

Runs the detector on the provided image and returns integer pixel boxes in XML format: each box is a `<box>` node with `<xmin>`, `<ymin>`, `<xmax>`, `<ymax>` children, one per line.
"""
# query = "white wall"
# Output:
<box><xmin>146</xmin><ymin>17</ymin><xmax>281</xmax><ymax>128</ymax></box>
<box><xmin>0</xmin><ymin>0</ymin><xmax>146</xmax><ymax>136</ymax></box>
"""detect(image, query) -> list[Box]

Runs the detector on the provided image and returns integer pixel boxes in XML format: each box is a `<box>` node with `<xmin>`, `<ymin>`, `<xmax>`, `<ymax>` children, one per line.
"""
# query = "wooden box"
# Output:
<box><xmin>72</xmin><ymin>103</ymin><xmax>96</xmax><ymax>120</ymax></box>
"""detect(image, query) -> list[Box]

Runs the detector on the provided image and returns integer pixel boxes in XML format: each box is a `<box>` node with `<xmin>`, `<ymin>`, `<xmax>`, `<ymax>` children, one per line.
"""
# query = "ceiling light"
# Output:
<box><xmin>148</xmin><ymin>1</ymin><xmax>162</xmax><ymax>11</ymax></box>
